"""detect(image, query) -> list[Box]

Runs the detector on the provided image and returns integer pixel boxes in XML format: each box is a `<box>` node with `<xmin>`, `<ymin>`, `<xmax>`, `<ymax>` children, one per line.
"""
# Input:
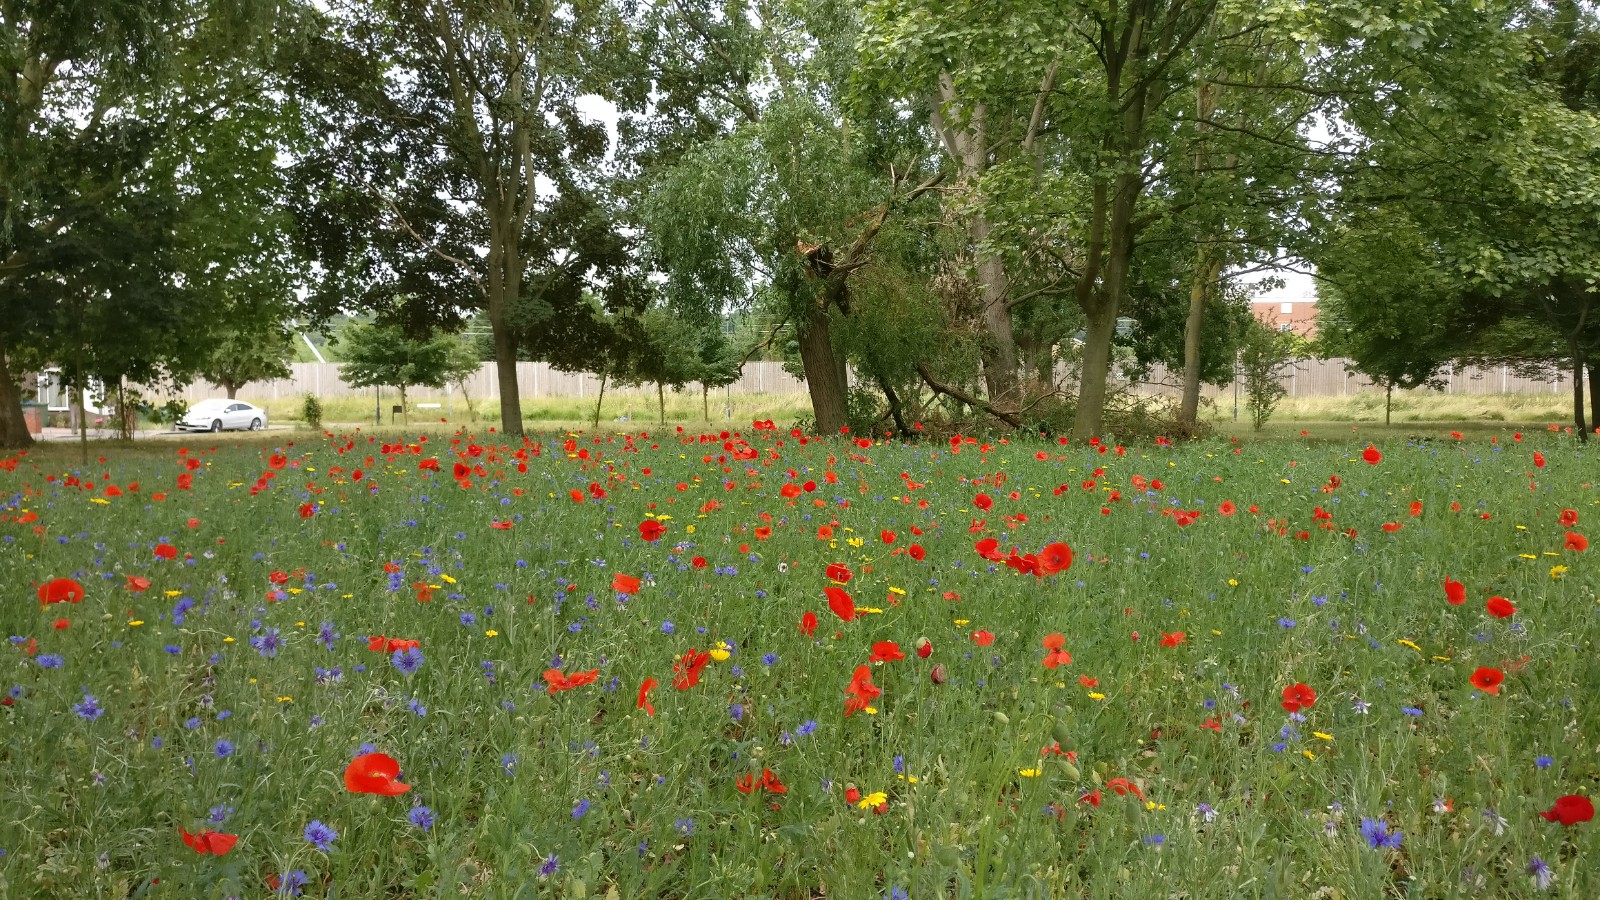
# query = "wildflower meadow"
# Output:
<box><xmin>2</xmin><ymin>425</ymin><xmax>1597</xmax><ymax>898</ymax></box>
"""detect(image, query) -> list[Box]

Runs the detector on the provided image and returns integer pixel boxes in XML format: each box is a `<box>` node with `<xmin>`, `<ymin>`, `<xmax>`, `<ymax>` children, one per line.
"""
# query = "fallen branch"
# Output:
<box><xmin>915</xmin><ymin>362</ymin><xmax>1022</xmax><ymax>428</ymax></box>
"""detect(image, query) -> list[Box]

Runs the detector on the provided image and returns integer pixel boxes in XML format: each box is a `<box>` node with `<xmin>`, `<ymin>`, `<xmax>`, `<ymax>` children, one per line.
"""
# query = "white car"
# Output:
<box><xmin>176</xmin><ymin>399</ymin><xmax>269</xmax><ymax>432</ymax></box>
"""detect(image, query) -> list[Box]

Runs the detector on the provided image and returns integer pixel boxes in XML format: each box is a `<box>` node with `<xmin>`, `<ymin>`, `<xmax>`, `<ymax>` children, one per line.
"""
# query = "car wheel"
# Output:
<box><xmin>210</xmin><ymin>419</ymin><xmax>223</xmax><ymax>433</ymax></box>
<box><xmin>249</xmin><ymin>418</ymin><xmax>262</xmax><ymax>431</ymax></box>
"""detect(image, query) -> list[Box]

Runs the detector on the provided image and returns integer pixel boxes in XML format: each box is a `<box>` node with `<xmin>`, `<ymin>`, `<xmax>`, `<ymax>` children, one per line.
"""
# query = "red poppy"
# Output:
<box><xmin>880</xmin><ymin>529</ymin><xmax>896</xmax><ymax>544</ymax></box>
<box><xmin>1560</xmin><ymin>508</ymin><xmax>1579</xmax><ymax>527</ymax></box>
<box><xmin>1038</xmin><ymin>542</ymin><xmax>1073</xmax><ymax>575</ymax></box>
<box><xmin>1159</xmin><ymin>632</ymin><xmax>1186</xmax><ymax>648</ymax></box>
<box><xmin>673</xmin><ymin>649</ymin><xmax>711</xmax><ymax>690</ymax></box>
<box><xmin>844</xmin><ymin>664</ymin><xmax>882</xmax><ymax>715</ymax></box>
<box><xmin>268</xmin><ymin>453</ymin><xmax>288</xmax><ymax>470</ymax></box>
<box><xmin>844</xmin><ymin>785</ymin><xmax>861</xmax><ymax>805</ymax></box>
<box><xmin>971</xmin><ymin>630</ymin><xmax>995</xmax><ymax>646</ymax></box>
<box><xmin>367</xmin><ymin>636</ymin><xmax>420</xmax><ymax>654</ymax></box>
<box><xmin>869</xmin><ymin>641</ymin><xmax>905</xmax><ymax>663</ymax></box>
<box><xmin>825</xmin><ymin>586</ymin><xmax>856</xmax><ymax>622</ymax></box>
<box><xmin>1409</xmin><ymin>501</ymin><xmax>1423</xmax><ymax>517</ymax></box>
<box><xmin>52</xmin><ymin>617</ymin><xmax>70</xmax><ymax>630</ymax></box>
<box><xmin>154</xmin><ymin>543</ymin><xmax>178</xmax><ymax>560</ymax></box>
<box><xmin>758</xmin><ymin>768</ymin><xmax>787</xmax><ymax>794</ymax></box>
<box><xmin>1486</xmin><ymin>596</ymin><xmax>1516</xmax><ymax>618</ymax></box>
<box><xmin>799</xmin><ymin>611</ymin><xmax>818</xmax><ymax>637</ymax></box>
<box><xmin>176</xmin><ymin>473</ymin><xmax>193</xmax><ymax>490</ymax></box>
<box><xmin>735</xmin><ymin>773</ymin><xmax>757</xmax><ymax>793</ymax></box>
<box><xmin>414</xmin><ymin>582</ymin><xmax>434</xmax><ymax>603</ymax></box>
<box><xmin>974</xmin><ymin>537</ymin><xmax>1002</xmax><ymax>561</ymax></box>
<box><xmin>973</xmin><ymin>493</ymin><xmax>993</xmax><ymax>511</ymax></box>
<box><xmin>1078</xmin><ymin>789</ymin><xmax>1102</xmax><ymax>808</ymax></box>
<box><xmin>907</xmin><ymin>543</ymin><xmax>926</xmax><ymax>561</ymax></box>
<box><xmin>638</xmin><ymin>520</ymin><xmax>666</xmax><ymax>541</ymax></box>
<box><xmin>1362</xmin><ymin>445</ymin><xmax>1382</xmax><ymax>465</ymax></box>
<box><xmin>1281</xmin><ymin>682</ymin><xmax>1317</xmax><ymax>712</ymax></box>
<box><xmin>1041</xmin><ymin>632</ymin><xmax>1072</xmax><ymax>669</ymax></box>
<box><xmin>1381</xmin><ymin>522</ymin><xmax>1402</xmax><ymax>533</ymax></box>
<box><xmin>1443</xmin><ymin>577</ymin><xmax>1467</xmax><ymax>605</ymax></box>
<box><xmin>1106</xmin><ymin>777</ymin><xmax>1144</xmax><ymax>800</ymax></box>
<box><xmin>544</xmin><ymin>668</ymin><xmax>600</xmax><ymax>693</ymax></box>
<box><xmin>1539</xmin><ymin>794</ymin><xmax>1594</xmax><ymax>826</ymax></box>
<box><xmin>637</xmin><ymin>677</ymin><xmax>658</xmax><ymax>716</ymax></box>
<box><xmin>612</xmin><ymin>572</ymin><xmax>641</xmax><ymax>594</ymax></box>
<box><xmin>1469</xmin><ymin>666</ymin><xmax>1504</xmax><ymax>695</ymax></box>
<box><xmin>37</xmin><ymin>577</ymin><xmax>85</xmax><ymax>605</ymax></box>
<box><xmin>344</xmin><ymin>752</ymin><xmax>411</xmax><ymax>795</ymax></box>
<box><xmin>1079</xmin><ymin>674</ymin><xmax>1099</xmax><ymax>687</ymax></box>
<box><xmin>179</xmin><ymin>826</ymin><xmax>239</xmax><ymax>856</ymax></box>
<box><xmin>914</xmin><ymin>637</ymin><xmax>932</xmax><ymax>658</ymax></box>
<box><xmin>1533</xmin><ymin>451</ymin><xmax>1546</xmax><ymax>469</ymax></box>
<box><xmin>1218</xmin><ymin>501</ymin><xmax>1236</xmax><ymax>516</ymax></box>
<box><xmin>1564</xmin><ymin>531</ymin><xmax>1588</xmax><ymax>552</ymax></box>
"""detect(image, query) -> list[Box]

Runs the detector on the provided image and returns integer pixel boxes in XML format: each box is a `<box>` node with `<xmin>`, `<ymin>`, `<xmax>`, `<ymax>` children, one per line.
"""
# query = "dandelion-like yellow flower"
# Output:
<box><xmin>1088</xmin><ymin>692</ymin><xmax>1106</xmax><ymax>701</ymax></box>
<box><xmin>1551</xmin><ymin>565</ymin><xmax>1568</xmax><ymax>579</ymax></box>
<box><xmin>1019</xmin><ymin>768</ymin><xmax>1041</xmax><ymax>778</ymax></box>
<box><xmin>1313</xmin><ymin>732</ymin><xmax>1333</xmax><ymax>741</ymax></box>
<box><xmin>485</xmin><ymin>630</ymin><xmax>499</xmax><ymax>637</ymax></box>
<box><xmin>856</xmin><ymin>791</ymin><xmax>888</xmax><ymax>809</ymax></box>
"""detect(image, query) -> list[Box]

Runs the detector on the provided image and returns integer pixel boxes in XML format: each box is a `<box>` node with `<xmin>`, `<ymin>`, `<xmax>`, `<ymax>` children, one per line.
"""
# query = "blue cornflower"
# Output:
<box><xmin>184</xmin><ymin>716</ymin><xmax>202</xmax><ymax>730</ymax></box>
<box><xmin>1535</xmin><ymin>755</ymin><xmax>1554</xmax><ymax>769</ymax></box>
<box><xmin>407</xmin><ymin>698</ymin><xmax>427</xmax><ymax>717</ymax></box>
<box><xmin>1359</xmin><ymin>817</ymin><xmax>1403</xmax><ymax>850</ymax></box>
<box><xmin>796</xmin><ymin>719</ymin><xmax>818</xmax><ymax>737</ymax></box>
<box><xmin>249</xmin><ymin>628</ymin><xmax>282</xmax><ymax>658</ymax></box>
<box><xmin>660</xmin><ymin>621</ymin><xmax>675</xmax><ymax>634</ymax></box>
<box><xmin>761</xmin><ymin>653</ymin><xmax>778</xmax><ymax>666</ymax></box>
<box><xmin>675</xmin><ymin>817</ymin><xmax>695</xmax><ymax>836</ymax></box>
<box><xmin>894</xmin><ymin>755</ymin><xmax>905</xmax><ymax>774</ymax></box>
<box><xmin>1144</xmin><ymin>834</ymin><xmax>1166</xmax><ymax>846</ymax></box>
<box><xmin>1401</xmin><ymin>706</ymin><xmax>1424</xmax><ymax>717</ymax></box>
<box><xmin>1278</xmin><ymin>617</ymin><xmax>1296</xmax><ymax>629</ymax></box>
<box><xmin>538</xmin><ymin>853</ymin><xmax>559</xmax><ymax>878</ymax></box>
<box><xmin>36</xmin><ymin>654</ymin><xmax>63</xmax><ymax>669</ymax></box>
<box><xmin>207</xmin><ymin>804</ymin><xmax>234</xmax><ymax>824</ymax></box>
<box><xmin>572</xmin><ymin>799</ymin><xmax>590</xmax><ymax>819</ymax></box>
<box><xmin>501</xmin><ymin>753</ymin><xmax>518</xmax><ymax>776</ymax></box>
<box><xmin>460</xmin><ymin>612</ymin><xmax>477</xmax><ymax>627</ymax></box>
<box><xmin>1529</xmin><ymin>856</ymin><xmax>1554</xmax><ymax>890</ymax></box>
<box><xmin>392</xmin><ymin>646</ymin><xmax>424</xmax><ymax>676</ymax></box>
<box><xmin>729</xmin><ymin>703</ymin><xmax>744</xmax><ymax>721</ymax></box>
<box><xmin>303</xmin><ymin>819</ymin><xmax>338</xmax><ymax>852</ymax></box>
<box><xmin>276</xmin><ymin>869</ymin><xmax>309</xmax><ymax>896</ymax></box>
<box><xmin>886</xmin><ymin>888</ymin><xmax>909</xmax><ymax>900</ymax></box>
<box><xmin>408</xmin><ymin>806</ymin><xmax>435</xmax><ymax>831</ymax></box>
<box><xmin>213</xmin><ymin>739</ymin><xmax>235</xmax><ymax>759</ymax></box>
<box><xmin>72</xmin><ymin>693</ymin><xmax>103</xmax><ymax>721</ymax></box>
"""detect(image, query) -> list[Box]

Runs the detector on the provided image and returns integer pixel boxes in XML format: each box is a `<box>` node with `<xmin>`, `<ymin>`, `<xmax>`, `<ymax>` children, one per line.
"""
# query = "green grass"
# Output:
<box><xmin>2</xmin><ymin>425</ymin><xmax>1596</xmax><ymax>898</ymax></box>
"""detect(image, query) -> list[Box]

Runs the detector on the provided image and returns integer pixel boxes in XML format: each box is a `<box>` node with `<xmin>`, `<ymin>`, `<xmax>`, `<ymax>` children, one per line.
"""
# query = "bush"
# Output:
<box><xmin>1239</xmin><ymin>322</ymin><xmax>1295</xmax><ymax>431</ymax></box>
<box><xmin>302</xmin><ymin>393</ymin><xmax>323</xmax><ymax>430</ymax></box>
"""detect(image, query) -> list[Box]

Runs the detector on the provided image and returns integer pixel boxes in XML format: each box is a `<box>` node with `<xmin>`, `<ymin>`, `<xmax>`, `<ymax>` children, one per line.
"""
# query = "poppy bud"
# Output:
<box><xmin>1061</xmin><ymin>762</ymin><xmax>1081</xmax><ymax>780</ymax></box>
<box><xmin>1052</xmin><ymin>721</ymin><xmax>1072</xmax><ymax>745</ymax></box>
<box><xmin>992</xmin><ymin>711</ymin><xmax>1010</xmax><ymax>726</ymax></box>
<box><xmin>914</xmin><ymin>637</ymin><xmax>932</xmax><ymax>659</ymax></box>
<box><xmin>930</xmin><ymin>663</ymin><xmax>948</xmax><ymax>685</ymax></box>
<box><xmin>844</xmin><ymin>784</ymin><xmax>860</xmax><ymax>805</ymax></box>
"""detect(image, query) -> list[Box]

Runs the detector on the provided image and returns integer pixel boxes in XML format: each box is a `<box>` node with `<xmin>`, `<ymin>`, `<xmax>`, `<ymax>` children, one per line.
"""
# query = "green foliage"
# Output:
<box><xmin>337</xmin><ymin>322</ymin><xmax>480</xmax><ymax>406</ymax></box>
<box><xmin>302</xmin><ymin>392</ymin><xmax>323</xmax><ymax>430</ymax></box>
<box><xmin>1239</xmin><ymin>320</ymin><xmax>1295</xmax><ymax>431</ymax></box>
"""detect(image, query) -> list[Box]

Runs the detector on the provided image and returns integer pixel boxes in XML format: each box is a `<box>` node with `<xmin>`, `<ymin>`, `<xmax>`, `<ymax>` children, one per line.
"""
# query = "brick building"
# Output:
<box><xmin>1251</xmin><ymin>298</ymin><xmax>1317</xmax><ymax>338</ymax></box>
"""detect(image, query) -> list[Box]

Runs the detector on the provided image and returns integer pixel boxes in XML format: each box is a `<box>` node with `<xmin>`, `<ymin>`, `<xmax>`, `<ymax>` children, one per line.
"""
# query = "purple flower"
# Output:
<box><xmin>1359</xmin><ymin>817</ymin><xmax>1402</xmax><ymax>850</ymax></box>
<box><xmin>276</xmin><ymin>869</ymin><xmax>308</xmax><ymax>896</ymax></box>
<box><xmin>408</xmin><ymin>805</ymin><xmax>435</xmax><ymax>831</ymax></box>
<box><xmin>36</xmin><ymin>654</ymin><xmax>63</xmax><ymax>669</ymax></box>
<box><xmin>571</xmin><ymin>798</ymin><xmax>590</xmax><ymax>819</ymax></box>
<box><xmin>213</xmin><ymin>739</ymin><xmax>235</xmax><ymax>759</ymax></box>
<box><xmin>317</xmin><ymin>622</ymin><xmax>339</xmax><ymax>650</ymax></box>
<box><xmin>538</xmin><ymin>853</ymin><xmax>559</xmax><ymax>878</ymax></box>
<box><xmin>303</xmin><ymin>819</ymin><xmax>338</xmax><ymax>852</ymax></box>
<box><xmin>72</xmin><ymin>693</ymin><xmax>103</xmax><ymax>721</ymax></box>
<box><xmin>392</xmin><ymin>646</ymin><xmax>424</xmax><ymax>676</ymax></box>
<box><xmin>1529</xmin><ymin>856</ymin><xmax>1553</xmax><ymax>890</ymax></box>
<box><xmin>249</xmin><ymin>628</ymin><xmax>282</xmax><ymax>658</ymax></box>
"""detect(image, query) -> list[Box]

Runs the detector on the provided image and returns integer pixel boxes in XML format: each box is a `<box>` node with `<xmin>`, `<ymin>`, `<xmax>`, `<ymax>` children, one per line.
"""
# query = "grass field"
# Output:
<box><xmin>2</xmin><ymin>422</ymin><xmax>1596</xmax><ymax>898</ymax></box>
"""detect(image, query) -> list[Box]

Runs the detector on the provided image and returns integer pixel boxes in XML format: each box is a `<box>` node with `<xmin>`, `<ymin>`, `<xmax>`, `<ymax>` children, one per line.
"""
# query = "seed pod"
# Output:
<box><xmin>992</xmin><ymin>711</ymin><xmax>1010</xmax><ymax>726</ymax></box>
<box><xmin>930</xmin><ymin>663</ymin><xmax>949</xmax><ymax>685</ymax></box>
<box><xmin>1052</xmin><ymin>721</ymin><xmax>1072</xmax><ymax>745</ymax></box>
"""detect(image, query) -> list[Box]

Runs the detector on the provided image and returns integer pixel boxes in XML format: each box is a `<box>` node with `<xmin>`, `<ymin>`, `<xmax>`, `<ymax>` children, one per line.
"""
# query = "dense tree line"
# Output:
<box><xmin>3</xmin><ymin>0</ymin><xmax>1597</xmax><ymax>447</ymax></box>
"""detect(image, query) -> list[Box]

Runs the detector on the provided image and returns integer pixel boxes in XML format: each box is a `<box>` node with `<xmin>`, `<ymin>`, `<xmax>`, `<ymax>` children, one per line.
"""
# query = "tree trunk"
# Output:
<box><xmin>400</xmin><ymin>383</ymin><xmax>408</xmax><ymax>425</ymax></box>
<box><xmin>703</xmin><ymin>384</ymin><xmax>709</xmax><ymax>422</ymax></box>
<box><xmin>77</xmin><ymin>380</ymin><xmax>88</xmax><ymax>465</ymax></box>
<box><xmin>1588</xmin><ymin>360</ymin><xmax>1599</xmax><ymax>437</ymax></box>
<box><xmin>972</xmin><ymin>215</ymin><xmax>1019</xmax><ymax>408</ymax></box>
<box><xmin>1177</xmin><ymin>250</ymin><xmax>1223</xmax><ymax>434</ymax></box>
<box><xmin>225</xmin><ymin>382</ymin><xmax>238</xmax><ymax>399</ymax></box>
<box><xmin>1074</xmin><ymin>304</ymin><xmax>1119</xmax><ymax>440</ymax></box>
<box><xmin>0</xmin><ymin>339</ymin><xmax>34</xmax><ymax>449</ymax></box>
<box><xmin>1385</xmin><ymin>382</ymin><xmax>1393</xmax><ymax>425</ymax></box>
<box><xmin>592</xmin><ymin>371</ymin><xmax>607</xmax><ymax>431</ymax></box>
<box><xmin>798</xmin><ymin>300</ymin><xmax>849</xmax><ymax>434</ymax></box>
<box><xmin>657</xmin><ymin>381</ymin><xmax>665</xmax><ymax>426</ymax></box>
<box><xmin>1573</xmin><ymin>349</ymin><xmax>1588</xmax><ymax>443</ymax></box>
<box><xmin>485</xmin><ymin>207</ymin><xmax>526</xmax><ymax>437</ymax></box>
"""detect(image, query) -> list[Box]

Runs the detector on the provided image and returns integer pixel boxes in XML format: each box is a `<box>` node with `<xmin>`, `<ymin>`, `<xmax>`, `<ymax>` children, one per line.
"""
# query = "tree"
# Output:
<box><xmin>337</xmin><ymin>322</ymin><xmax>479</xmax><ymax>423</ymax></box>
<box><xmin>1238</xmin><ymin>318</ymin><xmax>1294</xmax><ymax>431</ymax></box>
<box><xmin>290</xmin><ymin>0</ymin><xmax>635</xmax><ymax>440</ymax></box>
<box><xmin>198</xmin><ymin>315</ymin><xmax>297</xmax><ymax>399</ymax></box>
<box><xmin>634</xmin><ymin>0</ymin><xmax>941</xmax><ymax>435</ymax></box>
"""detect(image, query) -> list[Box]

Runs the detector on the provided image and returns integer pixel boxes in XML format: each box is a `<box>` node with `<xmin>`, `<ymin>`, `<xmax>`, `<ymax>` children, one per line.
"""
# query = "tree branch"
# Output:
<box><xmin>916</xmin><ymin>362</ymin><xmax>1022</xmax><ymax>427</ymax></box>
